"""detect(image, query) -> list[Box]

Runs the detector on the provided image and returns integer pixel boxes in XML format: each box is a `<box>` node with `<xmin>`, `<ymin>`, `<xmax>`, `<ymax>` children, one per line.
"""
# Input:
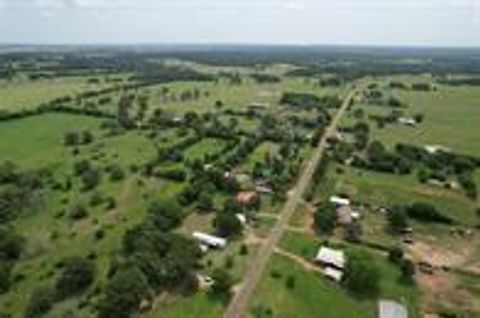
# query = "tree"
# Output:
<box><xmin>314</xmin><ymin>203</ymin><xmax>336</xmax><ymax>235</ymax></box>
<box><xmin>109</xmin><ymin>165</ymin><xmax>125</xmax><ymax>182</ymax></box>
<box><xmin>285</xmin><ymin>275</ymin><xmax>296</xmax><ymax>289</ymax></box>
<box><xmin>214</xmin><ymin>212</ymin><xmax>242</xmax><ymax>238</ymax></box>
<box><xmin>345</xmin><ymin>222</ymin><xmax>362</xmax><ymax>243</ymax></box>
<box><xmin>0</xmin><ymin>262</ymin><xmax>12</xmax><ymax>293</ymax></box>
<box><xmin>400</xmin><ymin>259</ymin><xmax>416</xmax><ymax>282</ymax></box>
<box><xmin>388</xmin><ymin>246</ymin><xmax>404</xmax><ymax>265</ymax></box>
<box><xmin>405</xmin><ymin>202</ymin><xmax>453</xmax><ymax>224</ymax></box>
<box><xmin>64</xmin><ymin>132</ymin><xmax>79</xmax><ymax>146</ymax></box>
<box><xmin>344</xmin><ymin>252</ymin><xmax>380</xmax><ymax>298</ymax></box>
<box><xmin>81</xmin><ymin>131</ymin><xmax>94</xmax><ymax>144</ymax></box>
<box><xmin>197</xmin><ymin>192</ymin><xmax>214</xmax><ymax>212</ymax></box>
<box><xmin>55</xmin><ymin>257</ymin><xmax>95</xmax><ymax>298</ymax></box>
<box><xmin>24</xmin><ymin>286</ymin><xmax>55</xmax><ymax>318</ymax></box>
<box><xmin>69</xmin><ymin>204</ymin><xmax>88</xmax><ymax>220</ymax></box>
<box><xmin>387</xmin><ymin>206</ymin><xmax>408</xmax><ymax>234</ymax></box>
<box><xmin>211</xmin><ymin>268</ymin><xmax>233</xmax><ymax>296</ymax></box>
<box><xmin>98</xmin><ymin>265</ymin><xmax>150</xmax><ymax>318</ymax></box>
<box><xmin>148</xmin><ymin>198</ymin><xmax>184</xmax><ymax>231</ymax></box>
<box><xmin>0</xmin><ymin>226</ymin><xmax>23</xmax><ymax>261</ymax></box>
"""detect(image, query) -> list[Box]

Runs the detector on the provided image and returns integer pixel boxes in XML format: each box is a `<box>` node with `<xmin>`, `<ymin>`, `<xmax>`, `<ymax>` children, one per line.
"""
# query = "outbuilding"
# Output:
<box><xmin>315</xmin><ymin>246</ymin><xmax>346</xmax><ymax>269</ymax></box>
<box><xmin>192</xmin><ymin>232</ymin><xmax>227</xmax><ymax>249</ymax></box>
<box><xmin>329</xmin><ymin>196</ymin><xmax>351</xmax><ymax>207</ymax></box>
<box><xmin>378</xmin><ymin>300</ymin><xmax>408</xmax><ymax>318</ymax></box>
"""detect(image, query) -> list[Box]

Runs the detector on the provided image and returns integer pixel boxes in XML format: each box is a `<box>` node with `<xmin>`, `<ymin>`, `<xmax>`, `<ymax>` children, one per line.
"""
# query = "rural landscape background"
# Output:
<box><xmin>1</xmin><ymin>1</ymin><xmax>480</xmax><ymax>318</ymax></box>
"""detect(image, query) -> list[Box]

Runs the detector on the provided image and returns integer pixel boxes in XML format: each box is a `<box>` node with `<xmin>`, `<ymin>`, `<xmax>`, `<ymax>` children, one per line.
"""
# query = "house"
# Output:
<box><xmin>235</xmin><ymin>191</ymin><xmax>257</xmax><ymax>206</ymax></box>
<box><xmin>378</xmin><ymin>300</ymin><xmax>408</xmax><ymax>318</ymax></box>
<box><xmin>315</xmin><ymin>246</ymin><xmax>346</xmax><ymax>269</ymax></box>
<box><xmin>192</xmin><ymin>232</ymin><xmax>227</xmax><ymax>249</ymax></box>
<box><xmin>329</xmin><ymin>195</ymin><xmax>351</xmax><ymax>207</ymax></box>
<box><xmin>398</xmin><ymin>117</ymin><xmax>416</xmax><ymax>126</ymax></box>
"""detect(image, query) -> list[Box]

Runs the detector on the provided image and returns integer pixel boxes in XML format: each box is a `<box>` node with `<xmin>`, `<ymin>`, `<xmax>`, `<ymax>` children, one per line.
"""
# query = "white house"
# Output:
<box><xmin>315</xmin><ymin>246</ymin><xmax>346</xmax><ymax>269</ymax></box>
<box><xmin>192</xmin><ymin>232</ymin><xmax>227</xmax><ymax>249</ymax></box>
<box><xmin>378</xmin><ymin>300</ymin><xmax>408</xmax><ymax>318</ymax></box>
<box><xmin>329</xmin><ymin>196</ymin><xmax>351</xmax><ymax>207</ymax></box>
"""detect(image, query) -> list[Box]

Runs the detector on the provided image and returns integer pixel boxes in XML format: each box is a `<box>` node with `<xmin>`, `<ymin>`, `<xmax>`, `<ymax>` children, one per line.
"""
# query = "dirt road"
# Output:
<box><xmin>223</xmin><ymin>88</ymin><xmax>357</xmax><ymax>318</ymax></box>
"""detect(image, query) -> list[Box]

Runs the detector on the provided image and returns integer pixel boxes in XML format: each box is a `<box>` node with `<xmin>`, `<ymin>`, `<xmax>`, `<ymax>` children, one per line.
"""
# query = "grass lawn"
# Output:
<box><xmin>0</xmin><ymin>113</ymin><xmax>103</xmax><ymax>168</ymax></box>
<box><xmin>184</xmin><ymin>138</ymin><xmax>227</xmax><ymax>160</ymax></box>
<box><xmin>142</xmin><ymin>292</ymin><xmax>225</xmax><ymax>318</ymax></box>
<box><xmin>245</xmin><ymin>141</ymin><xmax>279</xmax><ymax>170</ymax></box>
<box><xmin>249</xmin><ymin>254</ymin><xmax>373</xmax><ymax>318</ymax></box>
<box><xmin>277</xmin><ymin>231</ymin><xmax>420</xmax><ymax>318</ymax></box>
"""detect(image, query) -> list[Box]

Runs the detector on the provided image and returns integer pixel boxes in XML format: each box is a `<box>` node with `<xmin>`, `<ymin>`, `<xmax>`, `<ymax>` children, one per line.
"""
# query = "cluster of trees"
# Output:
<box><xmin>64</xmin><ymin>130</ymin><xmax>94</xmax><ymax>146</ymax></box>
<box><xmin>364</xmin><ymin>89</ymin><xmax>406</xmax><ymax>108</ymax></box>
<box><xmin>396</xmin><ymin>143</ymin><xmax>479</xmax><ymax>199</ymax></box>
<box><xmin>388</xmin><ymin>202</ymin><xmax>454</xmax><ymax>234</ymax></box>
<box><xmin>0</xmin><ymin>161</ymin><xmax>44</xmax><ymax>224</ymax></box>
<box><xmin>314</xmin><ymin>202</ymin><xmax>336</xmax><ymax>235</ymax></box>
<box><xmin>438</xmin><ymin>77</ymin><xmax>480</xmax><ymax>86</ymax></box>
<box><xmin>250</xmin><ymin>73</ymin><xmax>281</xmax><ymax>83</ymax></box>
<box><xmin>388</xmin><ymin>247</ymin><xmax>415</xmax><ymax>283</ymax></box>
<box><xmin>24</xmin><ymin>256</ymin><xmax>95</xmax><ymax>318</ymax></box>
<box><xmin>73</xmin><ymin>160</ymin><xmax>102</xmax><ymax>191</ymax></box>
<box><xmin>344</xmin><ymin>250</ymin><xmax>380</xmax><ymax>298</ymax></box>
<box><xmin>0</xmin><ymin>226</ymin><xmax>24</xmax><ymax>294</ymax></box>
<box><xmin>280</xmin><ymin>92</ymin><xmax>341</xmax><ymax>110</ymax></box>
<box><xmin>98</xmin><ymin>198</ymin><xmax>200</xmax><ymax>318</ymax></box>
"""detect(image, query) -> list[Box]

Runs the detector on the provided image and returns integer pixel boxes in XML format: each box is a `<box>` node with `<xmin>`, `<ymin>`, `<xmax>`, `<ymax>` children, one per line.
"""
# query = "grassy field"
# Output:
<box><xmin>0</xmin><ymin>112</ymin><xmax>187</xmax><ymax>317</ymax></box>
<box><xmin>0</xmin><ymin>77</ymin><xmax>118</xmax><ymax>111</ymax></box>
<box><xmin>249</xmin><ymin>253</ymin><xmax>372</xmax><ymax>318</ymax></box>
<box><xmin>276</xmin><ymin>231</ymin><xmax>420</xmax><ymax>317</ymax></box>
<box><xmin>353</xmin><ymin>81</ymin><xmax>480</xmax><ymax>157</ymax></box>
<box><xmin>184</xmin><ymin>138</ymin><xmax>227</xmax><ymax>160</ymax></box>
<box><xmin>330</xmin><ymin>165</ymin><xmax>478</xmax><ymax>225</ymax></box>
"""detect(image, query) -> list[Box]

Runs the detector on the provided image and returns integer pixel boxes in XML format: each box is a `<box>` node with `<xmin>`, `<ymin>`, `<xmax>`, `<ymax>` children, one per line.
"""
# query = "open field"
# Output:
<box><xmin>1</xmin><ymin>48</ymin><xmax>480</xmax><ymax>318</ymax></box>
<box><xmin>0</xmin><ymin>76</ymin><xmax>121</xmax><ymax>111</ymax></box>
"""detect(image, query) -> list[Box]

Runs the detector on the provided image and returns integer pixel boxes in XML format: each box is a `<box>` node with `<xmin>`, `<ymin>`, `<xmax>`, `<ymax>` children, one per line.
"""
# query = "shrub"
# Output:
<box><xmin>24</xmin><ymin>286</ymin><xmax>55</xmax><ymax>318</ymax></box>
<box><xmin>55</xmin><ymin>257</ymin><xmax>95</xmax><ymax>298</ymax></box>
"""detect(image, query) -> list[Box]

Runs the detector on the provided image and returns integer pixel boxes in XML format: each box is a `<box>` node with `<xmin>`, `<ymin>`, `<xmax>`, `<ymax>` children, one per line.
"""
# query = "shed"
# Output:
<box><xmin>378</xmin><ymin>300</ymin><xmax>408</xmax><ymax>318</ymax></box>
<box><xmin>192</xmin><ymin>232</ymin><xmax>227</xmax><ymax>249</ymax></box>
<box><xmin>324</xmin><ymin>266</ymin><xmax>343</xmax><ymax>282</ymax></box>
<box><xmin>398</xmin><ymin>117</ymin><xmax>416</xmax><ymax>126</ymax></box>
<box><xmin>329</xmin><ymin>196</ymin><xmax>351</xmax><ymax>206</ymax></box>
<box><xmin>337</xmin><ymin>205</ymin><xmax>353</xmax><ymax>225</ymax></box>
<box><xmin>315</xmin><ymin>246</ymin><xmax>346</xmax><ymax>269</ymax></box>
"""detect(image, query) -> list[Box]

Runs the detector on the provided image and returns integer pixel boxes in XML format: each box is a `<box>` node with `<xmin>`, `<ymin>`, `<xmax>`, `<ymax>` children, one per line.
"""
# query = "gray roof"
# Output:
<box><xmin>378</xmin><ymin>300</ymin><xmax>408</xmax><ymax>318</ymax></box>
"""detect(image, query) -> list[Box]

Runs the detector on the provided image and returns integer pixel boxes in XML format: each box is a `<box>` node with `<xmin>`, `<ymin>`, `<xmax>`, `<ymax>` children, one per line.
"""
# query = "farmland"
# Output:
<box><xmin>1</xmin><ymin>47</ymin><xmax>480</xmax><ymax>318</ymax></box>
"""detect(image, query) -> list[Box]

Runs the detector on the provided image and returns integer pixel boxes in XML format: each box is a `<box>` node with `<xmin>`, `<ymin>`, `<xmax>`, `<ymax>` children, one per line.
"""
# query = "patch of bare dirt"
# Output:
<box><xmin>418</xmin><ymin>271</ymin><xmax>475</xmax><ymax>313</ymax></box>
<box><xmin>408</xmin><ymin>240</ymin><xmax>472</xmax><ymax>268</ymax></box>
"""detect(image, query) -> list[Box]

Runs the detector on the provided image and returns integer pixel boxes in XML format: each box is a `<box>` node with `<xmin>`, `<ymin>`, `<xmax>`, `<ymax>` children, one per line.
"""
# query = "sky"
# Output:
<box><xmin>0</xmin><ymin>0</ymin><xmax>480</xmax><ymax>47</ymax></box>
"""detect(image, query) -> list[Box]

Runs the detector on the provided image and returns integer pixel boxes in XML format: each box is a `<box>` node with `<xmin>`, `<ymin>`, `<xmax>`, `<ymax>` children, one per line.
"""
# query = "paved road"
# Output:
<box><xmin>223</xmin><ymin>88</ymin><xmax>357</xmax><ymax>318</ymax></box>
